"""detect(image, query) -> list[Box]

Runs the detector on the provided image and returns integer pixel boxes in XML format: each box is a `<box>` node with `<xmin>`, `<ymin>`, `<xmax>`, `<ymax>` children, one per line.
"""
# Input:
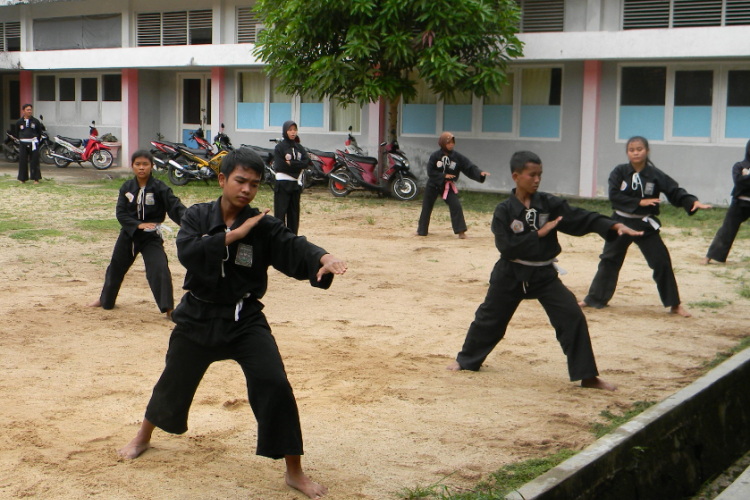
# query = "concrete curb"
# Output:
<box><xmin>506</xmin><ymin>348</ymin><xmax>750</xmax><ymax>500</ymax></box>
<box><xmin>715</xmin><ymin>463</ymin><xmax>750</xmax><ymax>500</ymax></box>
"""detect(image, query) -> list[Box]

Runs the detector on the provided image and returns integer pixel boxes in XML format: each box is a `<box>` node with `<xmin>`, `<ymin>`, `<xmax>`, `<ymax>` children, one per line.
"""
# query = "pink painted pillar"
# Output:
<box><xmin>20</xmin><ymin>71</ymin><xmax>33</xmax><ymax>112</ymax></box>
<box><xmin>211</xmin><ymin>67</ymin><xmax>225</xmax><ymax>132</ymax></box>
<box><xmin>579</xmin><ymin>60</ymin><xmax>602</xmax><ymax>198</ymax></box>
<box><xmin>121</xmin><ymin>69</ymin><xmax>139</xmax><ymax>166</ymax></box>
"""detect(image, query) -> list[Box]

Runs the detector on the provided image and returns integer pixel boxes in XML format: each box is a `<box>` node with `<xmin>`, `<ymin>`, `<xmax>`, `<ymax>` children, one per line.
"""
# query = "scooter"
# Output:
<box><xmin>51</xmin><ymin>121</ymin><xmax>114</xmax><ymax>170</ymax></box>
<box><xmin>241</xmin><ymin>139</ymin><xmax>281</xmax><ymax>189</ymax></box>
<box><xmin>328</xmin><ymin>135</ymin><xmax>418</xmax><ymax>200</ymax></box>
<box><xmin>305</xmin><ymin>148</ymin><xmax>338</xmax><ymax>187</ymax></box>
<box><xmin>3</xmin><ymin>131</ymin><xmax>19</xmax><ymax>162</ymax></box>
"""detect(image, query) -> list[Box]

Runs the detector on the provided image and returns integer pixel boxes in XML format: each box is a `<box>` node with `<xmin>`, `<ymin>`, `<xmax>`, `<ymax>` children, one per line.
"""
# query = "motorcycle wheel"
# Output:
<box><xmin>264</xmin><ymin>165</ymin><xmax>276</xmax><ymax>188</ymax></box>
<box><xmin>39</xmin><ymin>143</ymin><xmax>55</xmax><ymax>165</ymax></box>
<box><xmin>91</xmin><ymin>149</ymin><xmax>114</xmax><ymax>170</ymax></box>
<box><xmin>302</xmin><ymin>168</ymin><xmax>313</xmax><ymax>190</ymax></box>
<box><xmin>4</xmin><ymin>147</ymin><xmax>19</xmax><ymax>163</ymax></box>
<box><xmin>328</xmin><ymin>169</ymin><xmax>352</xmax><ymax>197</ymax></box>
<box><xmin>54</xmin><ymin>147</ymin><xmax>72</xmax><ymax>168</ymax></box>
<box><xmin>390</xmin><ymin>175</ymin><xmax>419</xmax><ymax>201</ymax></box>
<box><xmin>168</xmin><ymin>165</ymin><xmax>192</xmax><ymax>186</ymax></box>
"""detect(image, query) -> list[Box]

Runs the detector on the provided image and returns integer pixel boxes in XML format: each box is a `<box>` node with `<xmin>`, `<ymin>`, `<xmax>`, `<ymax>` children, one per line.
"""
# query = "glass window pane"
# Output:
<box><xmin>270</xmin><ymin>77</ymin><xmax>292</xmax><ymax>127</ymax></box>
<box><xmin>182</xmin><ymin>78</ymin><xmax>201</xmax><ymax>124</ymax></box>
<box><xmin>444</xmin><ymin>90</ymin><xmax>472</xmax><ymax>132</ymax></box>
<box><xmin>300</xmin><ymin>91</ymin><xmax>324</xmax><ymax>128</ymax></box>
<box><xmin>726</xmin><ymin>70</ymin><xmax>750</xmax><ymax>139</ymax></box>
<box><xmin>37</xmin><ymin>75</ymin><xmax>56</xmax><ymax>101</ymax></box>
<box><xmin>403</xmin><ymin>72</ymin><xmax>437</xmax><ymax>134</ymax></box>
<box><xmin>619</xmin><ymin>66</ymin><xmax>666</xmax><ymax>140</ymax></box>
<box><xmin>330</xmin><ymin>99</ymin><xmax>360</xmax><ymax>132</ymax></box>
<box><xmin>237</xmin><ymin>72</ymin><xmax>264</xmax><ymax>129</ymax></box>
<box><xmin>189</xmin><ymin>27</ymin><xmax>212</xmax><ymax>45</ymax></box>
<box><xmin>483</xmin><ymin>74</ymin><xmax>514</xmax><ymax>133</ymax></box>
<box><xmin>102</xmin><ymin>75</ymin><xmax>121</xmax><ymax>101</ymax></box>
<box><xmin>520</xmin><ymin>68</ymin><xmax>561</xmax><ymax>138</ymax></box>
<box><xmin>673</xmin><ymin>70</ymin><xmax>712</xmax><ymax>138</ymax></box>
<box><xmin>59</xmin><ymin>78</ymin><xmax>75</xmax><ymax>101</ymax></box>
<box><xmin>81</xmin><ymin>78</ymin><xmax>98</xmax><ymax>102</ymax></box>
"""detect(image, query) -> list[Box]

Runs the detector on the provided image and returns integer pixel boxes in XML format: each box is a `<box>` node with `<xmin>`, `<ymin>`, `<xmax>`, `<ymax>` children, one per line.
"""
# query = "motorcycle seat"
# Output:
<box><xmin>342</xmin><ymin>151</ymin><xmax>378</xmax><ymax>165</ymax></box>
<box><xmin>308</xmin><ymin>149</ymin><xmax>335</xmax><ymax>159</ymax></box>
<box><xmin>241</xmin><ymin>145</ymin><xmax>274</xmax><ymax>155</ymax></box>
<box><xmin>179</xmin><ymin>146</ymin><xmax>212</xmax><ymax>157</ymax></box>
<box><xmin>161</xmin><ymin>141</ymin><xmax>188</xmax><ymax>149</ymax></box>
<box><xmin>57</xmin><ymin>136</ymin><xmax>83</xmax><ymax>147</ymax></box>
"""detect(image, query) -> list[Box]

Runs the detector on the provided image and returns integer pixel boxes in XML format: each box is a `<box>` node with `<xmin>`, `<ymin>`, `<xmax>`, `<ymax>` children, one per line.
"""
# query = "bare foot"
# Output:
<box><xmin>33</xmin><ymin>181</ymin><xmax>39</xmax><ymax>185</ymax></box>
<box><xmin>117</xmin><ymin>438</ymin><xmax>151</xmax><ymax>459</ymax></box>
<box><xmin>86</xmin><ymin>299</ymin><xmax>102</xmax><ymax>308</ymax></box>
<box><xmin>165</xmin><ymin>309</ymin><xmax>172</xmax><ymax>320</ymax></box>
<box><xmin>670</xmin><ymin>305</ymin><xmax>691</xmax><ymax>317</ymax></box>
<box><xmin>581</xmin><ymin>377</ymin><xmax>617</xmax><ymax>391</ymax></box>
<box><xmin>700</xmin><ymin>257</ymin><xmax>711</xmax><ymax>265</ymax></box>
<box><xmin>458</xmin><ymin>231</ymin><xmax>468</xmax><ymax>239</ymax></box>
<box><xmin>578</xmin><ymin>300</ymin><xmax>588</xmax><ymax>308</ymax></box>
<box><xmin>285</xmin><ymin>456</ymin><xmax>327</xmax><ymax>499</ymax></box>
<box><xmin>446</xmin><ymin>361</ymin><xmax>462</xmax><ymax>371</ymax></box>
<box><xmin>413</xmin><ymin>231</ymin><xmax>425</xmax><ymax>237</ymax></box>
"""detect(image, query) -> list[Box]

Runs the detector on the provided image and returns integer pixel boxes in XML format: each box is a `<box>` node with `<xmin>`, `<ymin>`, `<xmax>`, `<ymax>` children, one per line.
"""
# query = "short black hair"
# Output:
<box><xmin>221</xmin><ymin>148</ymin><xmax>265</xmax><ymax>178</ymax></box>
<box><xmin>22</xmin><ymin>103</ymin><xmax>32</xmax><ymax>110</ymax></box>
<box><xmin>510</xmin><ymin>151</ymin><xmax>542</xmax><ymax>174</ymax></box>
<box><xmin>131</xmin><ymin>149</ymin><xmax>154</xmax><ymax>166</ymax></box>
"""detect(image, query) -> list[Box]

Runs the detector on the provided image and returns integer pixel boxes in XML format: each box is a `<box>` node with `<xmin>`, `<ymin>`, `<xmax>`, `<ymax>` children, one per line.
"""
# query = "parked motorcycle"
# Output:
<box><xmin>167</xmin><ymin>142</ymin><xmax>228</xmax><ymax>186</ymax></box>
<box><xmin>213</xmin><ymin>123</ymin><xmax>233</xmax><ymax>152</ymax></box>
<box><xmin>51</xmin><ymin>121</ymin><xmax>114</xmax><ymax>169</ymax></box>
<box><xmin>305</xmin><ymin>148</ymin><xmax>338</xmax><ymax>187</ymax></box>
<box><xmin>328</xmin><ymin>133</ymin><xmax>418</xmax><ymax>200</ymax></box>
<box><xmin>37</xmin><ymin>115</ymin><xmax>56</xmax><ymax>165</ymax></box>
<box><xmin>241</xmin><ymin>140</ymin><xmax>279</xmax><ymax>189</ymax></box>
<box><xmin>3</xmin><ymin>131</ymin><xmax>19</xmax><ymax>163</ymax></box>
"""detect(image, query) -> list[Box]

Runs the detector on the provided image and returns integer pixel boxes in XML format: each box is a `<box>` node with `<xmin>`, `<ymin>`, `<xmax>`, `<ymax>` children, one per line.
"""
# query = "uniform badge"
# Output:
<box><xmin>145</xmin><ymin>193</ymin><xmax>155</xmax><ymax>205</ymax></box>
<box><xmin>19</xmin><ymin>124</ymin><xmax>25</xmax><ymax>130</ymax></box>
<box><xmin>436</xmin><ymin>160</ymin><xmax>443</xmax><ymax>168</ymax></box>
<box><xmin>235</xmin><ymin>243</ymin><xmax>253</xmax><ymax>267</ymax></box>
<box><xmin>644</xmin><ymin>182</ymin><xmax>655</xmax><ymax>195</ymax></box>
<box><xmin>539</xmin><ymin>213</ymin><xmax>549</xmax><ymax>227</ymax></box>
<box><xmin>510</xmin><ymin>220</ymin><xmax>524</xmax><ymax>234</ymax></box>
<box><xmin>743</xmin><ymin>168</ymin><xmax>750</xmax><ymax>176</ymax></box>
<box><xmin>125</xmin><ymin>192</ymin><xmax>134</xmax><ymax>203</ymax></box>
<box><xmin>620</xmin><ymin>180</ymin><xmax>627</xmax><ymax>191</ymax></box>
<box><xmin>285</xmin><ymin>153</ymin><xmax>292</xmax><ymax>161</ymax></box>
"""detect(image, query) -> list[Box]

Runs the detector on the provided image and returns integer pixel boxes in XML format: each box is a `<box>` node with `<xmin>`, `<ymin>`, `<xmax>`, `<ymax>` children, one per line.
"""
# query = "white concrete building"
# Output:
<box><xmin>0</xmin><ymin>0</ymin><xmax>749</xmax><ymax>203</ymax></box>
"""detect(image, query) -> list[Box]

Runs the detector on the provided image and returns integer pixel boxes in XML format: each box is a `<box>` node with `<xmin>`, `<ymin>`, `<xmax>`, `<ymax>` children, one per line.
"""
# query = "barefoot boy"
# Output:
<box><xmin>118</xmin><ymin>149</ymin><xmax>347</xmax><ymax>499</ymax></box>
<box><xmin>447</xmin><ymin>151</ymin><xmax>642</xmax><ymax>390</ymax></box>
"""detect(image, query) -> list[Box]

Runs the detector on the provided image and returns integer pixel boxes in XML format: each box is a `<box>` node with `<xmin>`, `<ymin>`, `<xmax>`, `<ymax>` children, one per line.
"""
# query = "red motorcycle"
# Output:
<box><xmin>51</xmin><ymin>121</ymin><xmax>114</xmax><ymax>169</ymax></box>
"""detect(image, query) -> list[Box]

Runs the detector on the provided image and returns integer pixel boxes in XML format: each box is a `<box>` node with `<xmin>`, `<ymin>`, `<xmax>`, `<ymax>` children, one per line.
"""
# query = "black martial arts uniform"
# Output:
<box><xmin>273</xmin><ymin>120</ymin><xmax>309</xmax><ymax>235</ymax></box>
<box><xmin>455</xmin><ymin>191</ymin><xmax>619</xmax><ymax>381</ymax></box>
<box><xmin>14</xmin><ymin>115</ymin><xmax>43</xmax><ymax>182</ymax></box>
<box><xmin>705</xmin><ymin>140</ymin><xmax>750</xmax><ymax>263</ymax></box>
<box><xmin>144</xmin><ymin>199</ymin><xmax>333</xmax><ymax>459</ymax></box>
<box><xmin>99</xmin><ymin>176</ymin><xmax>185</xmax><ymax>312</ymax></box>
<box><xmin>416</xmin><ymin>149</ymin><xmax>486</xmax><ymax>235</ymax></box>
<box><xmin>582</xmin><ymin>163</ymin><xmax>698</xmax><ymax>309</ymax></box>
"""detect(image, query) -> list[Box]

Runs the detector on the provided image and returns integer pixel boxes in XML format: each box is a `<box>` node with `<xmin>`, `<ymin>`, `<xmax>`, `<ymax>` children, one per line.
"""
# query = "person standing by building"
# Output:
<box><xmin>15</xmin><ymin>104</ymin><xmax>43</xmax><ymax>184</ymax></box>
<box><xmin>273</xmin><ymin>120</ymin><xmax>308</xmax><ymax>235</ymax></box>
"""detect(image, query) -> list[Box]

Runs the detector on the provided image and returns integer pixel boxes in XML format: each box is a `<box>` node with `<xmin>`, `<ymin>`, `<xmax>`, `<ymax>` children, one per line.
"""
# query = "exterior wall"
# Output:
<box><xmin>138</xmin><ymin>70</ymin><xmax>160</xmax><ymax>151</ymax></box>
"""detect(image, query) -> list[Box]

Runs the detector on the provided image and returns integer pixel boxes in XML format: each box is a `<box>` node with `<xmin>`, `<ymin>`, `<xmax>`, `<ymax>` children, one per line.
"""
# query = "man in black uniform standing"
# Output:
<box><xmin>15</xmin><ymin>104</ymin><xmax>43</xmax><ymax>184</ymax></box>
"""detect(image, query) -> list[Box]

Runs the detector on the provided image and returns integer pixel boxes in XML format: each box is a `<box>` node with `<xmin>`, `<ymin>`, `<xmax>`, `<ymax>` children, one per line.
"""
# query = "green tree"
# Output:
<box><xmin>253</xmin><ymin>0</ymin><xmax>523</xmax><ymax>140</ymax></box>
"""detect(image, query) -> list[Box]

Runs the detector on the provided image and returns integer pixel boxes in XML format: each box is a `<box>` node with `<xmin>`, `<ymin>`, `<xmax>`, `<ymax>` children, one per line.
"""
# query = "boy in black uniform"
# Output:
<box><xmin>15</xmin><ymin>104</ymin><xmax>44</xmax><ymax>184</ymax></box>
<box><xmin>273</xmin><ymin>120</ymin><xmax>309</xmax><ymax>235</ymax></box>
<box><xmin>448</xmin><ymin>151</ymin><xmax>643</xmax><ymax>390</ymax></box>
<box><xmin>579</xmin><ymin>136</ymin><xmax>711</xmax><ymax>317</ymax></box>
<box><xmin>702</xmin><ymin>139</ymin><xmax>750</xmax><ymax>265</ymax></box>
<box><xmin>415</xmin><ymin>132</ymin><xmax>490</xmax><ymax>238</ymax></box>
<box><xmin>87</xmin><ymin>150</ymin><xmax>185</xmax><ymax>317</ymax></box>
<box><xmin>117</xmin><ymin>148</ymin><xmax>346</xmax><ymax>499</ymax></box>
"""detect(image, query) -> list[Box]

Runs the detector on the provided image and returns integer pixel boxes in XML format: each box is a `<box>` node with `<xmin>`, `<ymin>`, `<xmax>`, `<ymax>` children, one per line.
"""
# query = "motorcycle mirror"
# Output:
<box><xmin>91</xmin><ymin>120</ymin><xmax>96</xmax><ymax>125</ymax></box>
<box><xmin>221</xmin><ymin>123</ymin><xmax>225</xmax><ymax>128</ymax></box>
<box><xmin>348</xmin><ymin>126</ymin><xmax>352</xmax><ymax>132</ymax></box>
<box><xmin>380</xmin><ymin>142</ymin><xmax>386</xmax><ymax>147</ymax></box>
<box><xmin>40</xmin><ymin>115</ymin><xmax>44</xmax><ymax>120</ymax></box>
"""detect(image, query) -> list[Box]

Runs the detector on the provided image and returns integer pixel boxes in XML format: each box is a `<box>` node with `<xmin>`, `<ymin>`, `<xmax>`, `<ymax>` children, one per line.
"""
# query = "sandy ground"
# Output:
<box><xmin>0</xmin><ymin>176</ymin><xmax>748</xmax><ymax>500</ymax></box>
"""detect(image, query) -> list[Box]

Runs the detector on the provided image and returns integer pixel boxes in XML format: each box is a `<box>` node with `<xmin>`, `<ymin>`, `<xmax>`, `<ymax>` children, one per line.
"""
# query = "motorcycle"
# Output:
<box><xmin>241</xmin><ymin>139</ymin><xmax>280</xmax><ymax>189</ymax></box>
<box><xmin>328</xmin><ymin>133</ymin><xmax>418</xmax><ymax>201</ymax></box>
<box><xmin>305</xmin><ymin>148</ymin><xmax>338</xmax><ymax>187</ymax></box>
<box><xmin>166</xmin><ymin>141</ymin><xmax>228</xmax><ymax>186</ymax></box>
<box><xmin>3</xmin><ymin>131</ymin><xmax>19</xmax><ymax>162</ymax></box>
<box><xmin>212</xmin><ymin>123</ymin><xmax>233</xmax><ymax>152</ymax></box>
<box><xmin>51</xmin><ymin>121</ymin><xmax>114</xmax><ymax>170</ymax></box>
<box><xmin>37</xmin><ymin>115</ymin><xmax>56</xmax><ymax>165</ymax></box>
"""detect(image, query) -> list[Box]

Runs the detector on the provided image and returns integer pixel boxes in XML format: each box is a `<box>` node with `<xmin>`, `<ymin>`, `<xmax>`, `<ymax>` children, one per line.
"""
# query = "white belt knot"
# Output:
<box><xmin>615</xmin><ymin>210</ymin><xmax>660</xmax><ymax>230</ymax></box>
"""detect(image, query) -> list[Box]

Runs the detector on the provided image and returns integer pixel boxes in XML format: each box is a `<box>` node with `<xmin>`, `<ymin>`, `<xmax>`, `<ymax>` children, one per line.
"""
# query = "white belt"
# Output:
<box><xmin>738</xmin><ymin>196</ymin><xmax>750</xmax><ymax>202</ymax></box>
<box><xmin>510</xmin><ymin>258</ymin><xmax>566</xmax><ymax>275</ymax></box>
<box><xmin>20</xmin><ymin>138</ymin><xmax>39</xmax><ymax>151</ymax></box>
<box><xmin>276</xmin><ymin>172</ymin><xmax>304</xmax><ymax>186</ymax></box>
<box><xmin>615</xmin><ymin>210</ymin><xmax>660</xmax><ymax>230</ymax></box>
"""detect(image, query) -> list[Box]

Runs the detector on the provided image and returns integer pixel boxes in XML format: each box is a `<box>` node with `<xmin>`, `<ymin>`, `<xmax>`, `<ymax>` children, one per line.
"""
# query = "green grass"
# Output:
<box><xmin>75</xmin><ymin>219</ymin><xmax>121</xmax><ymax>232</ymax></box>
<box><xmin>398</xmin><ymin>449</ymin><xmax>577</xmax><ymax>500</ymax></box>
<box><xmin>701</xmin><ymin>336</ymin><xmax>750</xmax><ymax>373</ymax></box>
<box><xmin>590</xmin><ymin>401</ymin><xmax>657</xmax><ymax>439</ymax></box>
<box><xmin>688</xmin><ymin>300</ymin><xmax>729</xmax><ymax>309</ymax></box>
<box><xmin>0</xmin><ymin>220</ymin><xmax>34</xmax><ymax>232</ymax></box>
<box><xmin>9</xmin><ymin>228</ymin><xmax>65</xmax><ymax>240</ymax></box>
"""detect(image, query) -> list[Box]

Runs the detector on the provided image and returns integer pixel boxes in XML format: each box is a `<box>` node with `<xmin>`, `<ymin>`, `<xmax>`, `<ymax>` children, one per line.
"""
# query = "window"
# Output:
<box><xmin>300</xmin><ymin>92</ymin><xmax>324</xmax><ymax>128</ymax></box>
<box><xmin>237</xmin><ymin>72</ymin><xmax>265</xmax><ymax>129</ymax></box>
<box><xmin>33</xmin><ymin>15</ymin><xmax>122</xmax><ymax>50</ymax></box>
<box><xmin>672</xmin><ymin>70</ymin><xmax>713</xmax><ymax>137</ymax></box>
<box><xmin>81</xmin><ymin>78</ymin><xmax>98</xmax><ymax>102</ymax></box>
<box><xmin>59</xmin><ymin>78</ymin><xmax>76</xmax><ymax>102</ymax></box>
<box><xmin>330</xmin><ymin>99</ymin><xmax>361</xmax><ymax>132</ymax></box>
<box><xmin>270</xmin><ymin>77</ymin><xmax>293</xmax><ymax>127</ymax></box>
<box><xmin>0</xmin><ymin>21</ymin><xmax>20</xmax><ymax>51</ymax></box>
<box><xmin>136</xmin><ymin>10</ymin><xmax>213</xmax><ymax>47</ymax></box>
<box><xmin>619</xmin><ymin>66</ymin><xmax>666</xmax><ymax>140</ymax></box>
<box><xmin>402</xmin><ymin>73</ymin><xmax>438</xmax><ymax>135</ymax></box>
<box><xmin>517</xmin><ymin>0</ymin><xmax>564</xmax><ymax>33</ymax></box>
<box><xmin>623</xmin><ymin>0</ymin><xmax>750</xmax><ymax>29</ymax></box>
<box><xmin>444</xmin><ymin>91</ymin><xmax>473</xmax><ymax>133</ymax></box>
<box><xmin>520</xmin><ymin>68</ymin><xmax>562</xmax><ymax>138</ymax></box>
<box><xmin>237</xmin><ymin>7</ymin><xmax>264</xmax><ymax>43</ymax></box>
<box><xmin>102</xmin><ymin>75</ymin><xmax>122</xmax><ymax>102</ymax></box>
<box><xmin>726</xmin><ymin>70</ymin><xmax>750</xmax><ymax>138</ymax></box>
<box><xmin>482</xmin><ymin>75</ymin><xmax>514</xmax><ymax>133</ymax></box>
<box><xmin>37</xmin><ymin>76</ymin><xmax>56</xmax><ymax>101</ymax></box>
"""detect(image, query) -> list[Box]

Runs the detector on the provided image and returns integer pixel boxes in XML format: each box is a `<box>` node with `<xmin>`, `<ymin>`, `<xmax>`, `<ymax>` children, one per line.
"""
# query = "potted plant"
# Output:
<box><xmin>100</xmin><ymin>133</ymin><xmax>121</xmax><ymax>159</ymax></box>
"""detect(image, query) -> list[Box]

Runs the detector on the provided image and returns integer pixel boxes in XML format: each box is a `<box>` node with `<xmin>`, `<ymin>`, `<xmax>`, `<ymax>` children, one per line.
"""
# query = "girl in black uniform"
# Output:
<box><xmin>579</xmin><ymin>136</ymin><xmax>711</xmax><ymax>317</ymax></box>
<box><xmin>702</xmin><ymin>139</ymin><xmax>750</xmax><ymax>265</ymax></box>
<box><xmin>273</xmin><ymin>120</ymin><xmax>309</xmax><ymax>235</ymax></box>
<box><xmin>87</xmin><ymin>150</ymin><xmax>186</xmax><ymax>317</ymax></box>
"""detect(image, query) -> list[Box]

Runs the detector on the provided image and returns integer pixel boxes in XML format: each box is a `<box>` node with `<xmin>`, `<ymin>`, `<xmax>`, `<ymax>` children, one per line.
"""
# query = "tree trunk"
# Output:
<box><xmin>387</xmin><ymin>96</ymin><xmax>400</xmax><ymax>143</ymax></box>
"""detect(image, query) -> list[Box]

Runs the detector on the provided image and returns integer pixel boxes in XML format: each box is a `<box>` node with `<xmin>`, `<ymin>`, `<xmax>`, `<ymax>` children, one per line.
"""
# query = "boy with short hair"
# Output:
<box><xmin>117</xmin><ymin>148</ymin><xmax>346</xmax><ymax>499</ymax></box>
<box><xmin>447</xmin><ymin>151</ymin><xmax>642</xmax><ymax>390</ymax></box>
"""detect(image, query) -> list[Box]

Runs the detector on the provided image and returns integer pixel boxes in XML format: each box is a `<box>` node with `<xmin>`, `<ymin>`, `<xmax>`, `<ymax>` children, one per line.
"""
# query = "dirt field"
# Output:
<box><xmin>0</xmin><ymin>177</ymin><xmax>748</xmax><ymax>499</ymax></box>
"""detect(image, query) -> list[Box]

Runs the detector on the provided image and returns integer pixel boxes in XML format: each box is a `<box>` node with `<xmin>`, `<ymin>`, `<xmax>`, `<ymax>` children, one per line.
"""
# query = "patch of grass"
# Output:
<box><xmin>9</xmin><ymin>229</ymin><xmax>65</xmax><ymax>241</ymax></box>
<box><xmin>398</xmin><ymin>449</ymin><xmax>577</xmax><ymax>500</ymax></box>
<box><xmin>0</xmin><ymin>220</ymin><xmax>34</xmax><ymax>232</ymax></box>
<box><xmin>688</xmin><ymin>300</ymin><xmax>729</xmax><ymax>309</ymax></box>
<box><xmin>739</xmin><ymin>285</ymin><xmax>750</xmax><ymax>299</ymax></box>
<box><xmin>76</xmin><ymin>219</ymin><xmax>121</xmax><ymax>232</ymax></box>
<box><xmin>365</xmin><ymin>215</ymin><xmax>375</xmax><ymax>225</ymax></box>
<box><xmin>590</xmin><ymin>401</ymin><xmax>657</xmax><ymax>439</ymax></box>
<box><xmin>702</xmin><ymin>336</ymin><xmax>750</xmax><ymax>373</ymax></box>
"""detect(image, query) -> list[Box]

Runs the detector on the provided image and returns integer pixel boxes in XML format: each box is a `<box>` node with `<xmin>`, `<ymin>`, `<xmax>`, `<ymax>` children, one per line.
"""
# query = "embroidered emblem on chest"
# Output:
<box><xmin>538</xmin><ymin>213</ymin><xmax>550</xmax><ymax>227</ymax></box>
<box><xmin>235</xmin><ymin>243</ymin><xmax>253</xmax><ymax>267</ymax></box>
<box><xmin>145</xmin><ymin>193</ymin><xmax>155</xmax><ymax>205</ymax></box>
<box><xmin>510</xmin><ymin>220</ymin><xmax>524</xmax><ymax>234</ymax></box>
<box><xmin>644</xmin><ymin>182</ymin><xmax>655</xmax><ymax>195</ymax></box>
<box><xmin>621</xmin><ymin>180</ymin><xmax>627</xmax><ymax>191</ymax></box>
<box><xmin>125</xmin><ymin>192</ymin><xmax>134</xmax><ymax>203</ymax></box>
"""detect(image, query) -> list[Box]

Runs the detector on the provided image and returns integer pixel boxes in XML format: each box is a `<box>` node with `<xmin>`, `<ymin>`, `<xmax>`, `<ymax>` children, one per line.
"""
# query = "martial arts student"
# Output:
<box><xmin>117</xmin><ymin>148</ymin><xmax>347</xmax><ymax>499</ymax></box>
<box><xmin>415</xmin><ymin>132</ymin><xmax>490</xmax><ymax>238</ymax></box>
<box><xmin>447</xmin><ymin>151</ymin><xmax>644</xmax><ymax>391</ymax></box>
<box><xmin>579</xmin><ymin>136</ymin><xmax>711</xmax><ymax>317</ymax></box>
<box><xmin>273</xmin><ymin>120</ymin><xmax>309</xmax><ymax>235</ymax></box>
<box><xmin>701</xmin><ymin>139</ymin><xmax>750</xmax><ymax>265</ymax></box>
<box><xmin>87</xmin><ymin>150</ymin><xmax>185</xmax><ymax>317</ymax></box>
<box><xmin>15</xmin><ymin>104</ymin><xmax>44</xmax><ymax>184</ymax></box>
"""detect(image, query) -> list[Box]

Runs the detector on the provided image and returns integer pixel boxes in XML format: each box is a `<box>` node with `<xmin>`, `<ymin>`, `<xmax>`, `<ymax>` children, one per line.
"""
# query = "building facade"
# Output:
<box><xmin>0</xmin><ymin>0</ymin><xmax>749</xmax><ymax>204</ymax></box>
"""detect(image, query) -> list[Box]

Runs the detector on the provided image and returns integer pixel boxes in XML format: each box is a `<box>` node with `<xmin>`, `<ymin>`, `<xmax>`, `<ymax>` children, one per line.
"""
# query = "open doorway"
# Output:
<box><xmin>3</xmin><ymin>74</ymin><xmax>20</xmax><ymax>133</ymax></box>
<box><xmin>178</xmin><ymin>73</ymin><xmax>211</xmax><ymax>148</ymax></box>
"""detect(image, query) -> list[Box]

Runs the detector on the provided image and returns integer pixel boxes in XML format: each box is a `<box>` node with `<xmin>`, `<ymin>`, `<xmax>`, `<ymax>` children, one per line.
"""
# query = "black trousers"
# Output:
<box><xmin>18</xmin><ymin>143</ymin><xmax>41</xmax><ymax>182</ymax></box>
<box><xmin>416</xmin><ymin>183</ymin><xmax>467</xmax><ymax>235</ymax></box>
<box><xmin>100</xmin><ymin>231</ymin><xmax>174</xmax><ymax>312</ymax></box>
<box><xmin>456</xmin><ymin>271</ymin><xmax>599</xmax><ymax>382</ymax></box>
<box><xmin>274</xmin><ymin>180</ymin><xmax>301</xmax><ymax>235</ymax></box>
<box><xmin>583</xmin><ymin>232</ymin><xmax>679</xmax><ymax>308</ymax></box>
<box><xmin>706</xmin><ymin>200</ymin><xmax>750</xmax><ymax>262</ymax></box>
<box><xmin>144</xmin><ymin>314</ymin><xmax>303</xmax><ymax>459</ymax></box>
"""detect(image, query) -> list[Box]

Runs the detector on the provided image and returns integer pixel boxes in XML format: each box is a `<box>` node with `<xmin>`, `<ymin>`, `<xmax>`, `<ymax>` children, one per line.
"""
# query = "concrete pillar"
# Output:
<box><xmin>579</xmin><ymin>60</ymin><xmax>601</xmax><ymax>198</ymax></box>
<box><xmin>20</xmin><ymin>71</ymin><xmax>32</xmax><ymax>111</ymax></box>
<box><xmin>211</xmin><ymin>67</ymin><xmax>225</xmax><ymax>133</ymax></box>
<box><xmin>121</xmin><ymin>0</ymin><xmax>131</xmax><ymax>48</ymax></box>
<box><xmin>367</xmin><ymin>99</ymin><xmax>385</xmax><ymax>173</ymax></box>
<box><xmin>122</xmin><ymin>69</ymin><xmax>139</xmax><ymax>164</ymax></box>
<box><xmin>586</xmin><ymin>0</ymin><xmax>602</xmax><ymax>31</ymax></box>
<box><xmin>19</xmin><ymin>4</ymin><xmax>30</xmax><ymax>52</ymax></box>
<box><xmin>212</xmin><ymin>0</ymin><xmax>223</xmax><ymax>44</ymax></box>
